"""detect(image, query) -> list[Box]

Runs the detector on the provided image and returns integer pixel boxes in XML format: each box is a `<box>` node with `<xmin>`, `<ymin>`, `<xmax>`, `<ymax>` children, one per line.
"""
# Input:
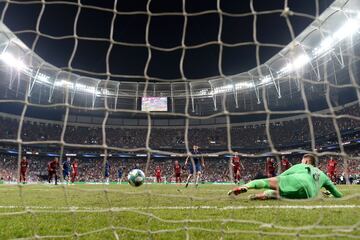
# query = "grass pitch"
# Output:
<box><xmin>0</xmin><ymin>183</ymin><xmax>359</xmax><ymax>240</ymax></box>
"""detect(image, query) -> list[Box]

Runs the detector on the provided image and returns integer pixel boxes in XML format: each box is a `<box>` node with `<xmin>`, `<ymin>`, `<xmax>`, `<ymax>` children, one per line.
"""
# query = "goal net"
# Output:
<box><xmin>0</xmin><ymin>0</ymin><xmax>359</xmax><ymax>239</ymax></box>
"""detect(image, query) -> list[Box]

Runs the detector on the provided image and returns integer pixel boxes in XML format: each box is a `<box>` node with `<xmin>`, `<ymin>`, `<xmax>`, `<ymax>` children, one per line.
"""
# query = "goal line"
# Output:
<box><xmin>0</xmin><ymin>205</ymin><xmax>358</xmax><ymax>211</ymax></box>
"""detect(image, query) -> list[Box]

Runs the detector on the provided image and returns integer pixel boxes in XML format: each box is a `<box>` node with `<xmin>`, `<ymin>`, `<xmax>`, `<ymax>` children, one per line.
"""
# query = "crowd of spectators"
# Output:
<box><xmin>0</xmin><ymin>104</ymin><xmax>359</xmax><ymax>150</ymax></box>
<box><xmin>0</xmin><ymin>103</ymin><xmax>359</xmax><ymax>183</ymax></box>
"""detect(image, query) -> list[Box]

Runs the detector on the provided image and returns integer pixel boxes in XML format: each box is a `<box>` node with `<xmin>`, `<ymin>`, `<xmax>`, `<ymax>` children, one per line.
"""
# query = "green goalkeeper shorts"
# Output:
<box><xmin>277</xmin><ymin>175</ymin><xmax>313</xmax><ymax>199</ymax></box>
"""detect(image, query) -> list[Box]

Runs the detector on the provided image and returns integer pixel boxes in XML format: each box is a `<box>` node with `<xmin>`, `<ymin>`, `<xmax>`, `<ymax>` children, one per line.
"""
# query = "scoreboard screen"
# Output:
<box><xmin>141</xmin><ymin>97</ymin><xmax>168</xmax><ymax>112</ymax></box>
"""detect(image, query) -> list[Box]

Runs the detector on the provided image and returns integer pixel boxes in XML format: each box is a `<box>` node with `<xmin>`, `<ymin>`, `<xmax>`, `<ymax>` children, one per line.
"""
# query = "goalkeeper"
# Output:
<box><xmin>228</xmin><ymin>154</ymin><xmax>343</xmax><ymax>200</ymax></box>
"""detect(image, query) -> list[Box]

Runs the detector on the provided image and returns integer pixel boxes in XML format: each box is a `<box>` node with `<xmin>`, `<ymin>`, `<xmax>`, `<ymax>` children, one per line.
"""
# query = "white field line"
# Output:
<box><xmin>0</xmin><ymin>205</ymin><xmax>358</xmax><ymax>211</ymax></box>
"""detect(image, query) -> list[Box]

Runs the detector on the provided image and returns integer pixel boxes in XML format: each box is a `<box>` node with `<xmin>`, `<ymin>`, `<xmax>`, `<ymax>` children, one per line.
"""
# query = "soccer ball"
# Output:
<box><xmin>127</xmin><ymin>169</ymin><xmax>145</xmax><ymax>187</ymax></box>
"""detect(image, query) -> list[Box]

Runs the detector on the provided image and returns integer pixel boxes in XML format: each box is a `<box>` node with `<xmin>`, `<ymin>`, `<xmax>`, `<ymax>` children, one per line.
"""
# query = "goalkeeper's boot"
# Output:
<box><xmin>227</xmin><ymin>186</ymin><xmax>248</xmax><ymax>196</ymax></box>
<box><xmin>185</xmin><ymin>182</ymin><xmax>189</xmax><ymax>188</ymax></box>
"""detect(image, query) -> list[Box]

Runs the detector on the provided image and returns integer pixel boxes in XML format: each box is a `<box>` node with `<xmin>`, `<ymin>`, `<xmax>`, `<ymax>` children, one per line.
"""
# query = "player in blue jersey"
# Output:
<box><xmin>62</xmin><ymin>157</ymin><xmax>71</xmax><ymax>183</ymax></box>
<box><xmin>185</xmin><ymin>145</ymin><xmax>205</xmax><ymax>188</ymax></box>
<box><xmin>117</xmin><ymin>167</ymin><xmax>124</xmax><ymax>183</ymax></box>
<box><xmin>104</xmin><ymin>161</ymin><xmax>110</xmax><ymax>184</ymax></box>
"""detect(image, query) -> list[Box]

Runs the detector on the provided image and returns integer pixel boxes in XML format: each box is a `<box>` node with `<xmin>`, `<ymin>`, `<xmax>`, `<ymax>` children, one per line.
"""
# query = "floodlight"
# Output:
<box><xmin>333</xmin><ymin>18</ymin><xmax>360</xmax><ymax>41</ymax></box>
<box><xmin>292</xmin><ymin>54</ymin><xmax>311</xmax><ymax>69</ymax></box>
<box><xmin>260</xmin><ymin>75</ymin><xmax>271</xmax><ymax>84</ymax></box>
<box><xmin>0</xmin><ymin>52</ymin><xmax>28</xmax><ymax>71</ymax></box>
<box><xmin>313</xmin><ymin>36</ymin><xmax>334</xmax><ymax>56</ymax></box>
<box><xmin>36</xmin><ymin>72</ymin><xmax>50</xmax><ymax>83</ymax></box>
<box><xmin>54</xmin><ymin>80</ymin><xmax>74</xmax><ymax>88</ymax></box>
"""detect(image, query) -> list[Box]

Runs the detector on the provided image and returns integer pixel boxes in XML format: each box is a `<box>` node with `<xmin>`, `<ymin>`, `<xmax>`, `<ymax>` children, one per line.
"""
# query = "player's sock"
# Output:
<box><xmin>229</xmin><ymin>179</ymin><xmax>271</xmax><ymax>196</ymax></box>
<box><xmin>195</xmin><ymin>175</ymin><xmax>199</xmax><ymax>187</ymax></box>
<box><xmin>245</xmin><ymin>179</ymin><xmax>270</xmax><ymax>189</ymax></box>
<box><xmin>263</xmin><ymin>190</ymin><xmax>278</xmax><ymax>199</ymax></box>
<box><xmin>185</xmin><ymin>175</ymin><xmax>191</xmax><ymax>187</ymax></box>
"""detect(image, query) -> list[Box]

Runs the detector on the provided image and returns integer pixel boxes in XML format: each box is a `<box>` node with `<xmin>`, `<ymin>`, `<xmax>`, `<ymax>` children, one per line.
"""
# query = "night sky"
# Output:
<box><xmin>0</xmin><ymin>0</ymin><xmax>334</xmax><ymax>82</ymax></box>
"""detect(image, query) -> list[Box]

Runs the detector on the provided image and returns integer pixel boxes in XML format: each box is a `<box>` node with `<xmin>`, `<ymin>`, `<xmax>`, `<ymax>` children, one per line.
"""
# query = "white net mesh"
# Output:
<box><xmin>0</xmin><ymin>0</ymin><xmax>359</xmax><ymax>239</ymax></box>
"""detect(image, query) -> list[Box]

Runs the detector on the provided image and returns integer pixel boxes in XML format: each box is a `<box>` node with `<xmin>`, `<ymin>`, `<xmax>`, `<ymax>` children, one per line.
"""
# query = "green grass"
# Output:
<box><xmin>0</xmin><ymin>183</ymin><xmax>359</xmax><ymax>239</ymax></box>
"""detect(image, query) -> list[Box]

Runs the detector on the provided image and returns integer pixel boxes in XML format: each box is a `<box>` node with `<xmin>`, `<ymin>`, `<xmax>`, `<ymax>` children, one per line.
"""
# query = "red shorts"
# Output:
<box><xmin>72</xmin><ymin>171</ymin><xmax>78</xmax><ymax>176</ymax></box>
<box><xmin>175</xmin><ymin>173</ymin><xmax>181</xmax><ymax>178</ymax></box>
<box><xmin>233</xmin><ymin>167</ymin><xmax>240</xmax><ymax>174</ymax></box>
<box><xmin>20</xmin><ymin>169</ymin><xmax>26</xmax><ymax>174</ymax></box>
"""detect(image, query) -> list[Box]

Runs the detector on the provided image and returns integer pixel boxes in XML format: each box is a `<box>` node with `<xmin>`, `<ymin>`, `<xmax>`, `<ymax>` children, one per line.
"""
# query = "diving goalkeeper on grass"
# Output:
<box><xmin>228</xmin><ymin>154</ymin><xmax>343</xmax><ymax>200</ymax></box>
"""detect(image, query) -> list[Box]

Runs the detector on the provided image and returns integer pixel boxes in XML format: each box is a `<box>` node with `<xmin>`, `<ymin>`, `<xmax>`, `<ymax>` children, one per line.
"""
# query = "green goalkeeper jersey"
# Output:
<box><xmin>276</xmin><ymin>163</ymin><xmax>343</xmax><ymax>199</ymax></box>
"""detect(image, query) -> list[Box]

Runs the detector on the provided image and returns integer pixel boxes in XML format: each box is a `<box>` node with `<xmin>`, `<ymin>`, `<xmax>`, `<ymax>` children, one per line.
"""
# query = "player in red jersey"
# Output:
<box><xmin>48</xmin><ymin>157</ymin><xmax>59</xmax><ymax>185</ymax></box>
<box><xmin>19</xmin><ymin>156</ymin><xmax>29</xmax><ymax>184</ymax></box>
<box><xmin>173</xmin><ymin>160</ymin><xmax>182</xmax><ymax>183</ymax></box>
<box><xmin>327</xmin><ymin>156</ymin><xmax>337</xmax><ymax>183</ymax></box>
<box><xmin>231</xmin><ymin>152</ymin><xmax>244</xmax><ymax>184</ymax></box>
<box><xmin>266</xmin><ymin>157</ymin><xmax>276</xmax><ymax>177</ymax></box>
<box><xmin>155</xmin><ymin>166</ymin><xmax>162</xmax><ymax>183</ymax></box>
<box><xmin>278</xmin><ymin>155</ymin><xmax>292</xmax><ymax>173</ymax></box>
<box><xmin>71</xmin><ymin>158</ymin><xmax>79</xmax><ymax>183</ymax></box>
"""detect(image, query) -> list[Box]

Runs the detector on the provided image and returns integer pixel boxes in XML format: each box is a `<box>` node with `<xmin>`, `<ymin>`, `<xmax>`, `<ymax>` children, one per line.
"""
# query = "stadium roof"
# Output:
<box><xmin>0</xmin><ymin>0</ymin><xmax>359</xmax><ymax>118</ymax></box>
